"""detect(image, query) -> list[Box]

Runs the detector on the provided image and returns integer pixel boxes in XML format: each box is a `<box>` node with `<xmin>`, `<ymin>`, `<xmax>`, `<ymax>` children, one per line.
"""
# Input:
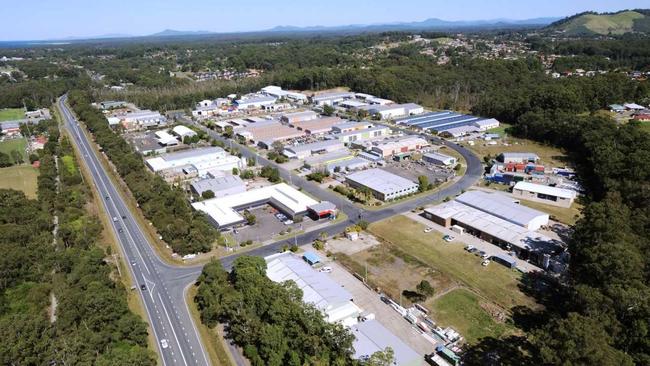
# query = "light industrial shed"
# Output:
<box><xmin>345</xmin><ymin>168</ymin><xmax>419</xmax><ymax>201</ymax></box>
<box><xmin>512</xmin><ymin>181</ymin><xmax>577</xmax><ymax>208</ymax></box>
<box><xmin>422</xmin><ymin>152</ymin><xmax>457</xmax><ymax>166</ymax></box>
<box><xmin>283</xmin><ymin>139</ymin><xmax>345</xmax><ymax>159</ymax></box>
<box><xmin>455</xmin><ymin>190</ymin><xmax>549</xmax><ymax>230</ymax></box>
<box><xmin>190</xmin><ymin>175</ymin><xmax>246</xmax><ymax>198</ymax></box>
<box><xmin>191</xmin><ymin>183</ymin><xmax>324</xmax><ymax>228</ymax></box>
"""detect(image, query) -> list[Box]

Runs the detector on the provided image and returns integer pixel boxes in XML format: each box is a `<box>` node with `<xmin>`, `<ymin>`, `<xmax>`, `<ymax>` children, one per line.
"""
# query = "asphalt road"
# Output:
<box><xmin>59</xmin><ymin>96</ymin><xmax>210</xmax><ymax>366</ymax></box>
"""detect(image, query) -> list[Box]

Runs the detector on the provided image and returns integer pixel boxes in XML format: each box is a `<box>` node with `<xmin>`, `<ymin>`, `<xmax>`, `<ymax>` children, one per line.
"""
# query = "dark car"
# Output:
<box><xmin>122</xmin><ymin>215</ymin><xmax>126</xmax><ymax>219</ymax></box>
<box><xmin>140</xmin><ymin>284</ymin><xmax>147</xmax><ymax>291</ymax></box>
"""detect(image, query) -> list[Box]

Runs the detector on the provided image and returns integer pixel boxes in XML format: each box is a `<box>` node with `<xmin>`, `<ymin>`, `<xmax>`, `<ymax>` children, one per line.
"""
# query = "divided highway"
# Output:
<box><xmin>59</xmin><ymin>96</ymin><xmax>210</xmax><ymax>366</ymax></box>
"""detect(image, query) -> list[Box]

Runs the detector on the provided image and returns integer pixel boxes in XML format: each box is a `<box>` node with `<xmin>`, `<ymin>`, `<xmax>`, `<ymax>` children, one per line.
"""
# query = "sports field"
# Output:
<box><xmin>0</xmin><ymin>165</ymin><xmax>39</xmax><ymax>198</ymax></box>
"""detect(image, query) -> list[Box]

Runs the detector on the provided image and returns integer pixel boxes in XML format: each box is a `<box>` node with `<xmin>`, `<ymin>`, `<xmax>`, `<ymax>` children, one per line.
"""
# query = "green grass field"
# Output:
<box><xmin>431</xmin><ymin>288</ymin><xmax>512</xmax><ymax>344</ymax></box>
<box><xmin>0</xmin><ymin>165</ymin><xmax>39</xmax><ymax>198</ymax></box>
<box><xmin>369</xmin><ymin>215</ymin><xmax>536</xmax><ymax>310</ymax></box>
<box><xmin>0</xmin><ymin>108</ymin><xmax>24</xmax><ymax>122</ymax></box>
<box><xmin>0</xmin><ymin>138</ymin><xmax>28</xmax><ymax>163</ymax></box>
<box><xmin>562</xmin><ymin>11</ymin><xmax>645</xmax><ymax>35</ymax></box>
<box><xmin>485</xmin><ymin>123</ymin><xmax>512</xmax><ymax>137</ymax></box>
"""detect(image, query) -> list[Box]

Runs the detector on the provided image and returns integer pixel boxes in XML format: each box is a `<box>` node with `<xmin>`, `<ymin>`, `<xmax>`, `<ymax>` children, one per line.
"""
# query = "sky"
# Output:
<box><xmin>2</xmin><ymin>0</ymin><xmax>648</xmax><ymax>41</ymax></box>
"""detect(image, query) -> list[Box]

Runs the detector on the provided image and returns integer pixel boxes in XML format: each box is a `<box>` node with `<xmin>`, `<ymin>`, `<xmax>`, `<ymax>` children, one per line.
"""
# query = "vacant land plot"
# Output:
<box><xmin>0</xmin><ymin>108</ymin><xmax>24</xmax><ymax>122</ymax></box>
<box><xmin>485</xmin><ymin>122</ymin><xmax>512</xmax><ymax>137</ymax></box>
<box><xmin>368</xmin><ymin>215</ymin><xmax>536</xmax><ymax>311</ymax></box>
<box><xmin>466</xmin><ymin>137</ymin><xmax>568</xmax><ymax>167</ymax></box>
<box><xmin>430</xmin><ymin>288</ymin><xmax>512</xmax><ymax>344</ymax></box>
<box><xmin>0</xmin><ymin>137</ymin><xmax>28</xmax><ymax>162</ymax></box>
<box><xmin>519</xmin><ymin>199</ymin><xmax>583</xmax><ymax>226</ymax></box>
<box><xmin>0</xmin><ymin>165</ymin><xmax>39</xmax><ymax>198</ymax></box>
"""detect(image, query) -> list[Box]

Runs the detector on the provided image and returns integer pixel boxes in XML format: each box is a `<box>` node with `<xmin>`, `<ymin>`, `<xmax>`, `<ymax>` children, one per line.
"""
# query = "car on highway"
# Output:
<box><xmin>122</xmin><ymin>215</ymin><xmax>126</xmax><ymax>219</ymax></box>
<box><xmin>140</xmin><ymin>284</ymin><xmax>147</xmax><ymax>291</ymax></box>
<box><xmin>112</xmin><ymin>216</ymin><xmax>118</xmax><ymax>222</ymax></box>
<box><xmin>118</xmin><ymin>227</ymin><xmax>123</xmax><ymax>233</ymax></box>
<box><xmin>424</xmin><ymin>227</ymin><xmax>433</xmax><ymax>233</ymax></box>
<box><xmin>160</xmin><ymin>339</ymin><xmax>169</xmax><ymax>349</ymax></box>
<box><xmin>443</xmin><ymin>234</ymin><xmax>454</xmax><ymax>242</ymax></box>
<box><xmin>319</xmin><ymin>266</ymin><xmax>332</xmax><ymax>273</ymax></box>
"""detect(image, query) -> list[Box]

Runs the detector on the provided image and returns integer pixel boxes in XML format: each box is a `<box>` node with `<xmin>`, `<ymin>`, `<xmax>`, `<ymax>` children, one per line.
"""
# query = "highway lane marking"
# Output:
<box><xmin>158</xmin><ymin>293</ymin><xmax>189</xmax><ymax>366</ymax></box>
<box><xmin>60</xmin><ymin>99</ymin><xmax>171</xmax><ymax>366</ymax></box>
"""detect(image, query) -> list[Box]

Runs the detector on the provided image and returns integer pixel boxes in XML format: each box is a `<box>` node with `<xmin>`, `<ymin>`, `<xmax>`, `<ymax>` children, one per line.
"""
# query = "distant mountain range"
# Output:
<box><xmin>267</xmin><ymin>17</ymin><xmax>561</xmax><ymax>33</ymax></box>
<box><xmin>545</xmin><ymin>9</ymin><xmax>650</xmax><ymax>35</ymax></box>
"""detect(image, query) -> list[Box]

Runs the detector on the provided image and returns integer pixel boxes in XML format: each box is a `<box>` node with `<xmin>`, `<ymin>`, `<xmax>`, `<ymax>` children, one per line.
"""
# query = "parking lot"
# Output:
<box><xmin>230</xmin><ymin>205</ymin><xmax>323</xmax><ymax>244</ymax></box>
<box><xmin>383</xmin><ymin>159</ymin><xmax>455</xmax><ymax>184</ymax></box>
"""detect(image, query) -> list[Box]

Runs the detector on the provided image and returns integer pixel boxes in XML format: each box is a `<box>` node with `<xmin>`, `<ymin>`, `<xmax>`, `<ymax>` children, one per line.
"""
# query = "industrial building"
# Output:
<box><xmin>498</xmin><ymin>152</ymin><xmax>540</xmax><ymax>164</ymax></box>
<box><xmin>351</xmin><ymin>320</ymin><xmax>421</xmax><ymax>366</ymax></box>
<box><xmin>512</xmin><ymin>181</ymin><xmax>577</xmax><ymax>208</ymax></box>
<box><xmin>359</xmin><ymin>103</ymin><xmax>423</xmax><ymax>119</ymax></box>
<box><xmin>127</xmin><ymin>131</ymin><xmax>167</xmax><ymax>155</ymax></box>
<box><xmin>265</xmin><ymin>252</ymin><xmax>360</xmax><ymax>325</ymax></box>
<box><xmin>154</xmin><ymin>130</ymin><xmax>179</xmax><ymax>146</ymax></box>
<box><xmin>291</xmin><ymin>116</ymin><xmax>346</xmax><ymax>135</ymax></box>
<box><xmin>455</xmin><ymin>191</ymin><xmax>549</xmax><ymax>230</ymax></box>
<box><xmin>261</xmin><ymin>86</ymin><xmax>308</xmax><ymax>102</ymax></box>
<box><xmin>98</xmin><ymin>101</ymin><xmax>126</xmax><ymax>110</ymax></box>
<box><xmin>235</xmin><ymin>95</ymin><xmax>277</xmax><ymax>109</ymax></box>
<box><xmin>422</xmin><ymin>152</ymin><xmax>457</xmax><ymax>166</ymax></box>
<box><xmin>264</xmin><ymin>253</ymin><xmax>421</xmax><ymax>366</ymax></box>
<box><xmin>311</xmin><ymin>92</ymin><xmax>355</xmax><ymax>106</ymax></box>
<box><xmin>0</xmin><ymin>121</ymin><xmax>20</xmax><ymax>136</ymax></box>
<box><xmin>190</xmin><ymin>175</ymin><xmax>246</xmax><ymax>198</ymax></box>
<box><xmin>331</xmin><ymin>121</ymin><xmax>374</xmax><ymax>134</ymax></box>
<box><xmin>192</xmin><ymin>183</ymin><xmax>333</xmax><ymax>228</ymax></box>
<box><xmin>283</xmin><ymin>139</ymin><xmax>345</xmax><ymax>159</ymax></box>
<box><xmin>338</xmin><ymin>99</ymin><xmax>369</xmax><ymax>110</ymax></box>
<box><xmin>281</xmin><ymin>110</ymin><xmax>319</xmax><ymax>124</ymax></box>
<box><xmin>236</xmin><ymin>120</ymin><xmax>305</xmax><ymax>148</ymax></box>
<box><xmin>335</xmin><ymin>126</ymin><xmax>390</xmax><ymax>144</ymax></box>
<box><xmin>369</xmin><ymin>135</ymin><xmax>429</xmax><ymax>158</ymax></box>
<box><xmin>120</xmin><ymin>110</ymin><xmax>167</xmax><ymax>130</ymax></box>
<box><xmin>346</xmin><ymin>168</ymin><xmax>419</xmax><ymax>201</ymax></box>
<box><xmin>304</xmin><ymin>151</ymin><xmax>369</xmax><ymax>172</ymax></box>
<box><xmin>395</xmin><ymin>111</ymin><xmax>498</xmax><ymax>135</ymax></box>
<box><xmin>172</xmin><ymin>125</ymin><xmax>197</xmax><ymax>139</ymax></box>
<box><xmin>145</xmin><ymin>146</ymin><xmax>243</xmax><ymax>177</ymax></box>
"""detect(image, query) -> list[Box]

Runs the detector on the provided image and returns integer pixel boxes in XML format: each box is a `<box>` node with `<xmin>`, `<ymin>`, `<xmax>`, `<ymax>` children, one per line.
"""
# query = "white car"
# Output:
<box><xmin>319</xmin><ymin>266</ymin><xmax>333</xmax><ymax>273</ymax></box>
<box><xmin>160</xmin><ymin>339</ymin><xmax>169</xmax><ymax>349</ymax></box>
<box><xmin>443</xmin><ymin>235</ymin><xmax>454</xmax><ymax>242</ymax></box>
<box><xmin>423</xmin><ymin>227</ymin><xmax>433</xmax><ymax>233</ymax></box>
<box><xmin>481</xmin><ymin>260</ymin><xmax>490</xmax><ymax>267</ymax></box>
<box><xmin>112</xmin><ymin>216</ymin><xmax>118</xmax><ymax>222</ymax></box>
<box><xmin>465</xmin><ymin>245</ymin><xmax>475</xmax><ymax>251</ymax></box>
<box><xmin>283</xmin><ymin>219</ymin><xmax>294</xmax><ymax>225</ymax></box>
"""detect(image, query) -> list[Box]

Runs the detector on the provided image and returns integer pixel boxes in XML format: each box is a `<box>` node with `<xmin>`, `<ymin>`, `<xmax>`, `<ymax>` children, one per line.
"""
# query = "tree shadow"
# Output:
<box><xmin>461</xmin><ymin>335</ymin><xmax>539</xmax><ymax>366</ymax></box>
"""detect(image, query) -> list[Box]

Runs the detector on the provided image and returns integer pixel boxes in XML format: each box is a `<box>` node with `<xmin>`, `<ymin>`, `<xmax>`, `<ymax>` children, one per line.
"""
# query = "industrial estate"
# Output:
<box><xmin>1</xmin><ymin>4</ymin><xmax>649</xmax><ymax>366</ymax></box>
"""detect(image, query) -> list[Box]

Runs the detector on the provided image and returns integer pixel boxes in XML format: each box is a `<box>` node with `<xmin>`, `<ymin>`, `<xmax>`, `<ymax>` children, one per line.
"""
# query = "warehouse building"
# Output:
<box><xmin>236</xmin><ymin>120</ymin><xmax>305</xmax><ymax>148</ymax></box>
<box><xmin>172</xmin><ymin>125</ymin><xmax>197</xmax><ymax>139</ymax></box>
<box><xmin>304</xmin><ymin>150</ymin><xmax>356</xmax><ymax>170</ymax></box>
<box><xmin>120</xmin><ymin>110</ymin><xmax>167</xmax><ymax>130</ymax></box>
<box><xmin>127</xmin><ymin>131</ymin><xmax>168</xmax><ymax>155</ymax></box>
<box><xmin>281</xmin><ymin>110</ymin><xmax>319</xmax><ymax>124</ymax></box>
<box><xmin>261</xmin><ymin>86</ymin><xmax>308</xmax><ymax>102</ymax></box>
<box><xmin>335</xmin><ymin>126</ymin><xmax>390</xmax><ymax>144</ymax></box>
<box><xmin>395</xmin><ymin>111</ymin><xmax>497</xmax><ymax>135</ymax></box>
<box><xmin>154</xmin><ymin>130</ymin><xmax>179</xmax><ymax>146</ymax></box>
<box><xmin>331</xmin><ymin>121</ymin><xmax>374</xmax><ymax>134</ymax></box>
<box><xmin>311</xmin><ymin>92</ymin><xmax>355</xmax><ymax>106</ymax></box>
<box><xmin>352</xmin><ymin>320</ymin><xmax>421</xmax><ymax>366</ymax></box>
<box><xmin>346</xmin><ymin>168</ymin><xmax>419</xmax><ymax>201</ymax></box>
<box><xmin>338</xmin><ymin>99</ymin><xmax>369</xmax><ymax>110</ymax></box>
<box><xmin>266</xmin><ymin>252</ymin><xmax>361</xmax><ymax>325</ymax></box>
<box><xmin>291</xmin><ymin>116</ymin><xmax>346</xmax><ymax>135</ymax></box>
<box><xmin>235</xmin><ymin>95</ymin><xmax>277</xmax><ymax>109</ymax></box>
<box><xmin>498</xmin><ymin>152</ymin><xmax>540</xmax><ymax>164</ymax></box>
<box><xmin>422</xmin><ymin>152</ymin><xmax>457</xmax><ymax>166</ymax></box>
<box><xmin>512</xmin><ymin>181</ymin><xmax>577</xmax><ymax>208</ymax></box>
<box><xmin>283</xmin><ymin>139</ymin><xmax>345</xmax><ymax>159</ymax></box>
<box><xmin>474</xmin><ymin>118</ymin><xmax>500</xmax><ymax>131</ymax></box>
<box><xmin>455</xmin><ymin>191</ymin><xmax>549</xmax><ymax>230</ymax></box>
<box><xmin>98</xmin><ymin>100</ymin><xmax>127</xmax><ymax>110</ymax></box>
<box><xmin>369</xmin><ymin>135</ymin><xmax>429</xmax><ymax>158</ymax></box>
<box><xmin>145</xmin><ymin>146</ymin><xmax>243</xmax><ymax>177</ymax></box>
<box><xmin>192</xmin><ymin>183</ymin><xmax>330</xmax><ymax>228</ymax></box>
<box><xmin>359</xmin><ymin>103</ymin><xmax>423</xmax><ymax>119</ymax></box>
<box><xmin>190</xmin><ymin>175</ymin><xmax>246</xmax><ymax>198</ymax></box>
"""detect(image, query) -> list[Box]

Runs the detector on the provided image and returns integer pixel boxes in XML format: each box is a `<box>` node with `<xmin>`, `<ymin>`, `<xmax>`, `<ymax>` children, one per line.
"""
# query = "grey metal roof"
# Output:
<box><xmin>159</xmin><ymin>147</ymin><xmax>225</xmax><ymax>162</ymax></box>
<box><xmin>285</xmin><ymin>139</ymin><xmax>343</xmax><ymax>154</ymax></box>
<box><xmin>346</xmin><ymin>168</ymin><xmax>418</xmax><ymax>195</ymax></box>
<box><xmin>455</xmin><ymin>191</ymin><xmax>546</xmax><ymax>228</ymax></box>
<box><xmin>351</xmin><ymin>320</ymin><xmax>421</xmax><ymax>366</ymax></box>
<box><xmin>191</xmin><ymin>175</ymin><xmax>245</xmax><ymax>195</ymax></box>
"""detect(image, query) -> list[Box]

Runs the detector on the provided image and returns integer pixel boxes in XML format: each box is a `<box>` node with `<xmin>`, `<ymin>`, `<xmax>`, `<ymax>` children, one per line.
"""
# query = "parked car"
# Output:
<box><xmin>464</xmin><ymin>245</ymin><xmax>475</xmax><ymax>251</ymax></box>
<box><xmin>443</xmin><ymin>235</ymin><xmax>454</xmax><ymax>242</ymax></box>
<box><xmin>477</xmin><ymin>250</ymin><xmax>487</xmax><ymax>257</ymax></box>
<box><xmin>468</xmin><ymin>247</ymin><xmax>479</xmax><ymax>254</ymax></box>
<box><xmin>424</xmin><ymin>227</ymin><xmax>433</xmax><ymax>233</ymax></box>
<box><xmin>481</xmin><ymin>260</ymin><xmax>490</xmax><ymax>267</ymax></box>
<box><xmin>283</xmin><ymin>219</ymin><xmax>294</xmax><ymax>225</ymax></box>
<box><xmin>319</xmin><ymin>266</ymin><xmax>332</xmax><ymax>273</ymax></box>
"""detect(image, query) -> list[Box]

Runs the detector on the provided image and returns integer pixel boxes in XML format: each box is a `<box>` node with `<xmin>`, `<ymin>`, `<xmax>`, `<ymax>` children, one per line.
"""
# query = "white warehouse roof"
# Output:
<box><xmin>172</xmin><ymin>125</ymin><xmax>197</xmax><ymax>138</ymax></box>
<box><xmin>513</xmin><ymin>181</ymin><xmax>577</xmax><ymax>200</ymax></box>
<box><xmin>455</xmin><ymin>190</ymin><xmax>549</xmax><ymax>230</ymax></box>
<box><xmin>192</xmin><ymin>183</ymin><xmax>318</xmax><ymax>227</ymax></box>
<box><xmin>346</xmin><ymin>168</ymin><xmax>418</xmax><ymax>196</ymax></box>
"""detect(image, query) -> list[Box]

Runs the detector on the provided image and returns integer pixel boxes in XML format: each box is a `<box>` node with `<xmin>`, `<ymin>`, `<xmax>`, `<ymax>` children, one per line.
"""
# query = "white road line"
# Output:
<box><xmin>158</xmin><ymin>293</ymin><xmax>188</xmax><ymax>366</ymax></box>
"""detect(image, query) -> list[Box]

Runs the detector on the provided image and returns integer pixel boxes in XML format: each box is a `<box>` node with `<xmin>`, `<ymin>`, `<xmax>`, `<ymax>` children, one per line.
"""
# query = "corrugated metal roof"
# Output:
<box><xmin>455</xmin><ymin>191</ymin><xmax>547</xmax><ymax>228</ymax></box>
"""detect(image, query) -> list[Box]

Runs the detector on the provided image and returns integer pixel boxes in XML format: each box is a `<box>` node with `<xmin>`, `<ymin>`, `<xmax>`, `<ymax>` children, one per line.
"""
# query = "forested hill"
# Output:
<box><xmin>546</xmin><ymin>10</ymin><xmax>650</xmax><ymax>36</ymax></box>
